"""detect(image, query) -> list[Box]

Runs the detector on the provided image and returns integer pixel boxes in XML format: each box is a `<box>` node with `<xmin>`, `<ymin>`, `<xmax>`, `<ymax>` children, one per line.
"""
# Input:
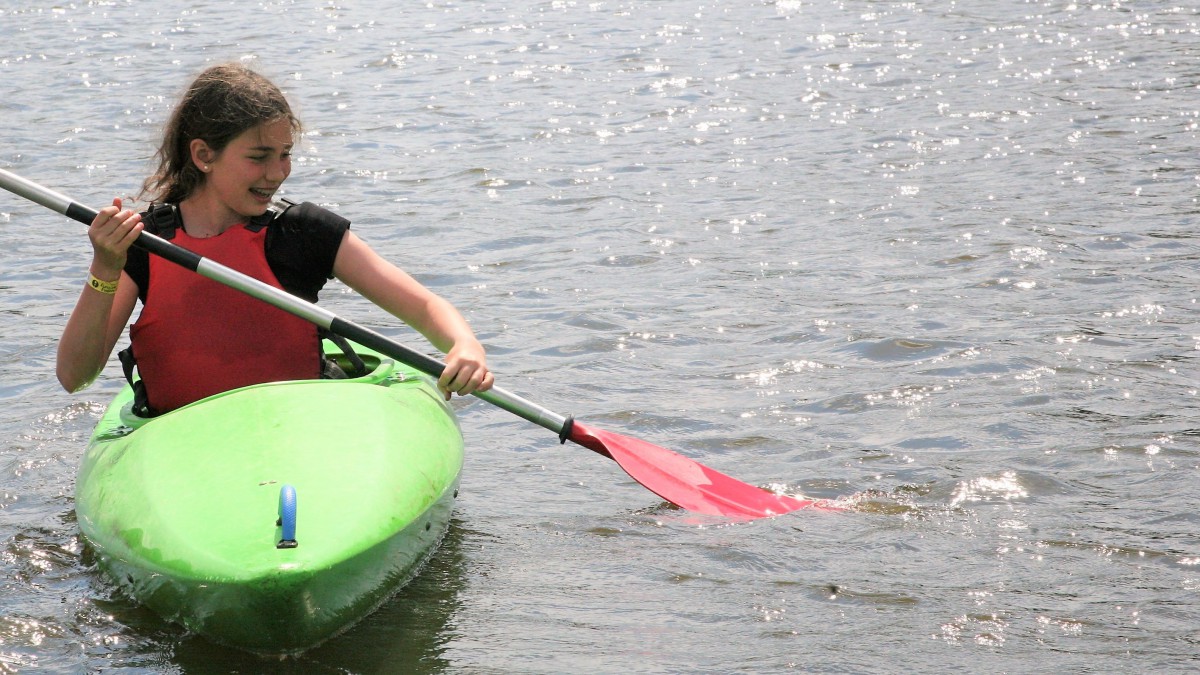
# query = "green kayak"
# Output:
<box><xmin>75</xmin><ymin>342</ymin><xmax>463</xmax><ymax>654</ymax></box>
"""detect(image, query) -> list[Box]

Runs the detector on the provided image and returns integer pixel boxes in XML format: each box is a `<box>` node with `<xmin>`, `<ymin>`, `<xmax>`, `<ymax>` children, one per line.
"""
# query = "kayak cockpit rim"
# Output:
<box><xmin>115</xmin><ymin>341</ymin><xmax>396</xmax><ymax>429</ymax></box>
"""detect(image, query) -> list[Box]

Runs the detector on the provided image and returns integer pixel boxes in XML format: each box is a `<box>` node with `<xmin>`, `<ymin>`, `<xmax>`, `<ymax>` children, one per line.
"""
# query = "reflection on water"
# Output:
<box><xmin>84</xmin><ymin>518</ymin><xmax>472</xmax><ymax>673</ymax></box>
<box><xmin>947</xmin><ymin>471</ymin><xmax>1029</xmax><ymax>508</ymax></box>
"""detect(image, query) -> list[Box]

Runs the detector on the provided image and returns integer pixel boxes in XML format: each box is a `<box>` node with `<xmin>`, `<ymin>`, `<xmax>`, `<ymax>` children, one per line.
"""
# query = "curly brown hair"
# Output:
<box><xmin>140</xmin><ymin>63</ymin><xmax>300</xmax><ymax>204</ymax></box>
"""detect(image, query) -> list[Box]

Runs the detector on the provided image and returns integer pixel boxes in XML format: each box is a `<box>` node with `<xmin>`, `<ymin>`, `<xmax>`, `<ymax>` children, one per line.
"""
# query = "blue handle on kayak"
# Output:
<box><xmin>277</xmin><ymin>484</ymin><xmax>298</xmax><ymax>549</ymax></box>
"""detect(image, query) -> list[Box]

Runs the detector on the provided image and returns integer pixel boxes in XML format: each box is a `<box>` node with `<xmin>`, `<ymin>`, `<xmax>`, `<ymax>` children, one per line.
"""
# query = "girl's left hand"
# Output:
<box><xmin>438</xmin><ymin>340</ymin><xmax>493</xmax><ymax>400</ymax></box>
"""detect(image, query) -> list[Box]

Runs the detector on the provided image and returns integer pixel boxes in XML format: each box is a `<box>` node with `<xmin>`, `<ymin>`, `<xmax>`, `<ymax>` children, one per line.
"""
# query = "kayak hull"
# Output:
<box><xmin>75</xmin><ymin>346</ymin><xmax>463</xmax><ymax>654</ymax></box>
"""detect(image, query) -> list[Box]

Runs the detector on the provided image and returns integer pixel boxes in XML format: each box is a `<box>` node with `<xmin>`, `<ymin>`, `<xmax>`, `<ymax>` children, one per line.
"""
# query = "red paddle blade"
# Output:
<box><xmin>567</xmin><ymin>421</ymin><xmax>825</xmax><ymax>520</ymax></box>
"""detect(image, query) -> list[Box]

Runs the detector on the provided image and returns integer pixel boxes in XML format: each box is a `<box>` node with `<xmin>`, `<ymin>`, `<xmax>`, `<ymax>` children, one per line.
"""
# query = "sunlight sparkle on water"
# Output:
<box><xmin>949</xmin><ymin>471</ymin><xmax>1028</xmax><ymax>507</ymax></box>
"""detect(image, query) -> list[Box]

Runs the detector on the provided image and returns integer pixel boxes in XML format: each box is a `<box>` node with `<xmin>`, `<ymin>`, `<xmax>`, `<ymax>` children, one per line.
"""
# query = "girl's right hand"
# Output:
<box><xmin>89</xmin><ymin>197</ymin><xmax>143</xmax><ymax>275</ymax></box>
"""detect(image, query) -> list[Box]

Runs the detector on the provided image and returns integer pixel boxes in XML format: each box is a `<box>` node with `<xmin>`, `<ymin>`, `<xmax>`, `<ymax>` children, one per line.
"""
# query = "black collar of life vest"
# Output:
<box><xmin>143</xmin><ymin>200</ymin><xmax>294</xmax><ymax>239</ymax></box>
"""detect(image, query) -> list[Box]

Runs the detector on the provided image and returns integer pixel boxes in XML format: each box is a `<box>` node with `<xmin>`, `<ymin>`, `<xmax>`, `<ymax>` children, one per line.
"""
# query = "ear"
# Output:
<box><xmin>189</xmin><ymin>139</ymin><xmax>217</xmax><ymax>173</ymax></box>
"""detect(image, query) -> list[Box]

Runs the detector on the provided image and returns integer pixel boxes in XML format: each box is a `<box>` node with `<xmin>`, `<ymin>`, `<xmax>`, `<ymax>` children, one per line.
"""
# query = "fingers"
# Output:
<box><xmin>91</xmin><ymin>198</ymin><xmax>140</xmax><ymax>232</ymax></box>
<box><xmin>89</xmin><ymin>198</ymin><xmax>143</xmax><ymax>271</ymax></box>
<box><xmin>437</xmin><ymin>361</ymin><xmax>494</xmax><ymax>400</ymax></box>
<box><xmin>438</xmin><ymin>367</ymin><xmax>487</xmax><ymax>398</ymax></box>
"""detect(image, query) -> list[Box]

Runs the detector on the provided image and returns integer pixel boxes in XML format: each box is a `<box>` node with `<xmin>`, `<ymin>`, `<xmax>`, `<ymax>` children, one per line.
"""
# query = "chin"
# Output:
<box><xmin>241</xmin><ymin>202</ymin><xmax>272</xmax><ymax>217</ymax></box>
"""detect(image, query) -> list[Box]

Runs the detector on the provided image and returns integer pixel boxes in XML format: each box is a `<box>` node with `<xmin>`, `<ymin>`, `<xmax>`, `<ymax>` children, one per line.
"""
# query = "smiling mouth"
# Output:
<box><xmin>250</xmin><ymin>187</ymin><xmax>275</xmax><ymax>199</ymax></box>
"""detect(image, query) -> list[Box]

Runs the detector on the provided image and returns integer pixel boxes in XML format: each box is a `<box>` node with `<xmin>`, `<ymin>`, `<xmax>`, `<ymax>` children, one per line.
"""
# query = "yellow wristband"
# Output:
<box><xmin>87</xmin><ymin>273</ymin><xmax>119</xmax><ymax>295</ymax></box>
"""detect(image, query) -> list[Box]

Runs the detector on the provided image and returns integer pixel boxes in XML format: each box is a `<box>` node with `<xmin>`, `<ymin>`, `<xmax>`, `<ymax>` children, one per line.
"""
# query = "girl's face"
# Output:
<box><xmin>197</xmin><ymin>117</ymin><xmax>293</xmax><ymax>219</ymax></box>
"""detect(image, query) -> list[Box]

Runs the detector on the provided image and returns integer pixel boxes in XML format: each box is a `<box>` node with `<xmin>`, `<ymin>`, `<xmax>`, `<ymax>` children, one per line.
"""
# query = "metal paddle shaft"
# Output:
<box><xmin>0</xmin><ymin>167</ymin><xmax>823</xmax><ymax>520</ymax></box>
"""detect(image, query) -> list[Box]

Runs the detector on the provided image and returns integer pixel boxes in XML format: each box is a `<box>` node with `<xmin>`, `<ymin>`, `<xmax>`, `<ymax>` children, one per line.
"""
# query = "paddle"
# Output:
<box><xmin>0</xmin><ymin>167</ymin><xmax>825</xmax><ymax>520</ymax></box>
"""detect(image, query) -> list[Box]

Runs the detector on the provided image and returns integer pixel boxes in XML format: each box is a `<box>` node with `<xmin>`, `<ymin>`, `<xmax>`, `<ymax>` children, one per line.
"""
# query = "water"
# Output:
<box><xmin>2</xmin><ymin>0</ymin><xmax>1199</xmax><ymax>672</ymax></box>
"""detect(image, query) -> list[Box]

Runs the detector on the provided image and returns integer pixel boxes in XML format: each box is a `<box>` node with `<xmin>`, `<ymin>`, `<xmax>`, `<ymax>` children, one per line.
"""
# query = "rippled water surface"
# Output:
<box><xmin>2</xmin><ymin>1</ymin><xmax>1200</xmax><ymax>672</ymax></box>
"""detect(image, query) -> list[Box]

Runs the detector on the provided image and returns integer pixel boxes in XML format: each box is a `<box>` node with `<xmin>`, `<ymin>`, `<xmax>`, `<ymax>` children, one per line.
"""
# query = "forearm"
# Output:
<box><xmin>58</xmin><ymin>295</ymin><xmax>114</xmax><ymax>391</ymax></box>
<box><xmin>407</xmin><ymin>294</ymin><xmax>481</xmax><ymax>354</ymax></box>
<box><xmin>332</xmin><ymin>231</ymin><xmax>491</xmax><ymax>396</ymax></box>
<box><xmin>58</xmin><ymin>198</ymin><xmax>143</xmax><ymax>391</ymax></box>
<box><xmin>56</xmin><ymin>266</ymin><xmax>133</xmax><ymax>392</ymax></box>
<box><xmin>333</xmin><ymin>232</ymin><xmax>479</xmax><ymax>353</ymax></box>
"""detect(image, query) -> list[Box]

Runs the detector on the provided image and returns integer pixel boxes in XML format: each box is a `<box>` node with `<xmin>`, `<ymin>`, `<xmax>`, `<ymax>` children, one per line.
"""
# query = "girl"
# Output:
<box><xmin>57</xmin><ymin>63</ymin><xmax>493</xmax><ymax>413</ymax></box>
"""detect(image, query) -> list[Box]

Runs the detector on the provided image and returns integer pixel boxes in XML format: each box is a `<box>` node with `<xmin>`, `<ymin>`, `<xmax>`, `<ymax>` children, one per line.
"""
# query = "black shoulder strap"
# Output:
<box><xmin>142</xmin><ymin>203</ymin><xmax>180</xmax><ymax>239</ymax></box>
<box><xmin>318</xmin><ymin>329</ymin><xmax>368</xmax><ymax>377</ymax></box>
<box><xmin>285</xmin><ymin>197</ymin><xmax>364</xmax><ymax>376</ymax></box>
<box><xmin>117</xmin><ymin>346</ymin><xmax>156</xmax><ymax>418</ymax></box>
<box><xmin>245</xmin><ymin>200</ymin><xmax>290</xmax><ymax>232</ymax></box>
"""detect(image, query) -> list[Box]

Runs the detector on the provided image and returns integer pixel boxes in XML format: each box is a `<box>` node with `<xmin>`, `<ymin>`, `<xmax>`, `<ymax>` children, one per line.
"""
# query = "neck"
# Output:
<box><xmin>177</xmin><ymin>194</ymin><xmax>244</xmax><ymax>238</ymax></box>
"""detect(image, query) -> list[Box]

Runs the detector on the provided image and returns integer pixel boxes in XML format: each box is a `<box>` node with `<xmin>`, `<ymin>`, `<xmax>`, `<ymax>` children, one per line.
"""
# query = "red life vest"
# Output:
<box><xmin>128</xmin><ymin>223</ymin><xmax>321</xmax><ymax>414</ymax></box>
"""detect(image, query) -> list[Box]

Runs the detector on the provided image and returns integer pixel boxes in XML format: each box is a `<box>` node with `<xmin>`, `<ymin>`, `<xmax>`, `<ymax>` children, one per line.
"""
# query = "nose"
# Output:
<box><xmin>267</xmin><ymin>156</ymin><xmax>290</xmax><ymax>183</ymax></box>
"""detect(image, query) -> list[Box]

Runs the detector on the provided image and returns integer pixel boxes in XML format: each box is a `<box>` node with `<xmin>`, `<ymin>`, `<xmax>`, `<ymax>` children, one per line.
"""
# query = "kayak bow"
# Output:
<box><xmin>76</xmin><ymin>344</ymin><xmax>461</xmax><ymax>653</ymax></box>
